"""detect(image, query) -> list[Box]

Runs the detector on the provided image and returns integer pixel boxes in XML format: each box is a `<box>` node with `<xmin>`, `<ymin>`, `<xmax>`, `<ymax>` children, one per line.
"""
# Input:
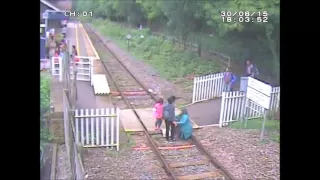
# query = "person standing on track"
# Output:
<box><xmin>163</xmin><ymin>96</ymin><xmax>176</xmax><ymax>143</ymax></box>
<box><xmin>173</xmin><ymin>108</ymin><xmax>193</xmax><ymax>140</ymax></box>
<box><xmin>153</xmin><ymin>97</ymin><xmax>164</xmax><ymax>131</ymax></box>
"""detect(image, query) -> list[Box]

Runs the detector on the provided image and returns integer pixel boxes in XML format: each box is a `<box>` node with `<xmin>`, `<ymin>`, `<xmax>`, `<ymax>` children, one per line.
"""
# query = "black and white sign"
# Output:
<box><xmin>247</xmin><ymin>77</ymin><xmax>271</xmax><ymax>109</ymax></box>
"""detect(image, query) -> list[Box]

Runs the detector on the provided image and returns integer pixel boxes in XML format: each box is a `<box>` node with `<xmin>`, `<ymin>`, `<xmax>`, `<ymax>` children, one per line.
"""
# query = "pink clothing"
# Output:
<box><xmin>153</xmin><ymin>103</ymin><xmax>163</xmax><ymax>119</ymax></box>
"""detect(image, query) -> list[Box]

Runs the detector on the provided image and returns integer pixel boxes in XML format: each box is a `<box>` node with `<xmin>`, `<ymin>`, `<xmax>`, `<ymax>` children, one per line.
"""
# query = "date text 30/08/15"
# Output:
<box><xmin>220</xmin><ymin>11</ymin><xmax>268</xmax><ymax>23</ymax></box>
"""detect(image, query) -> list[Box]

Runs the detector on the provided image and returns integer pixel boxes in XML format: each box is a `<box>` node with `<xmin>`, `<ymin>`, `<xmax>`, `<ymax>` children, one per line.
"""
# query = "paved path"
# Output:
<box><xmin>186</xmin><ymin>98</ymin><xmax>222</xmax><ymax>126</ymax></box>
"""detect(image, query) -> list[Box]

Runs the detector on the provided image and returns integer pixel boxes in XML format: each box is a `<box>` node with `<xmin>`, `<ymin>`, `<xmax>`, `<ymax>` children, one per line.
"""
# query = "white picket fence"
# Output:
<box><xmin>74</xmin><ymin>108</ymin><xmax>120</xmax><ymax>150</ymax></box>
<box><xmin>51</xmin><ymin>56</ymin><xmax>94</xmax><ymax>84</ymax></box>
<box><xmin>192</xmin><ymin>73</ymin><xmax>224</xmax><ymax>103</ymax></box>
<box><xmin>219</xmin><ymin>87</ymin><xmax>280</xmax><ymax>127</ymax></box>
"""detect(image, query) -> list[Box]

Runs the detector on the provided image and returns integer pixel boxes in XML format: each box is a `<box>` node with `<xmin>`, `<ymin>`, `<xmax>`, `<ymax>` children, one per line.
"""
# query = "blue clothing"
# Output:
<box><xmin>176</xmin><ymin>114</ymin><xmax>193</xmax><ymax>140</ymax></box>
<box><xmin>223</xmin><ymin>72</ymin><xmax>236</xmax><ymax>92</ymax></box>
<box><xmin>163</xmin><ymin>103</ymin><xmax>175</xmax><ymax>121</ymax></box>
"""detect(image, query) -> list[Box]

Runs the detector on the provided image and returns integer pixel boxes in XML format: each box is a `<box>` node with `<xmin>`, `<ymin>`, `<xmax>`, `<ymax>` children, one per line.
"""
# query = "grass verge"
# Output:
<box><xmin>85</xmin><ymin>18</ymin><xmax>222</xmax><ymax>81</ymax></box>
<box><xmin>229</xmin><ymin>118</ymin><xmax>280</xmax><ymax>143</ymax></box>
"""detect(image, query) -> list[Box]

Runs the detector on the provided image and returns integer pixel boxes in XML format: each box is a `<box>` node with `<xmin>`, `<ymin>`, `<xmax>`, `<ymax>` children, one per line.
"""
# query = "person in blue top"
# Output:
<box><xmin>173</xmin><ymin>108</ymin><xmax>193</xmax><ymax>140</ymax></box>
<box><xmin>223</xmin><ymin>67</ymin><xmax>237</xmax><ymax>92</ymax></box>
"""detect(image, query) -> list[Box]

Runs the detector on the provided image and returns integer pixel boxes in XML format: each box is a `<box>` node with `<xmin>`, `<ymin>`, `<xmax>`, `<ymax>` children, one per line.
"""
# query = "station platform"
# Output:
<box><xmin>78</xmin><ymin>23</ymin><xmax>110</xmax><ymax>95</ymax></box>
<box><xmin>66</xmin><ymin>22</ymin><xmax>112</xmax><ymax>109</ymax></box>
<box><xmin>186</xmin><ymin>98</ymin><xmax>222</xmax><ymax>127</ymax></box>
<box><xmin>120</xmin><ymin>108</ymin><xmax>199</xmax><ymax>132</ymax></box>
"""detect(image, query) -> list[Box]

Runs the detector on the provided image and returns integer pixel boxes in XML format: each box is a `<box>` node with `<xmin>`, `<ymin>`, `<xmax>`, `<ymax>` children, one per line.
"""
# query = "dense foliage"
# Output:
<box><xmin>91</xmin><ymin>19</ymin><xmax>221</xmax><ymax>80</ymax></box>
<box><xmin>40</xmin><ymin>73</ymin><xmax>52</xmax><ymax>144</ymax></box>
<box><xmin>75</xmin><ymin>0</ymin><xmax>279</xmax><ymax>81</ymax></box>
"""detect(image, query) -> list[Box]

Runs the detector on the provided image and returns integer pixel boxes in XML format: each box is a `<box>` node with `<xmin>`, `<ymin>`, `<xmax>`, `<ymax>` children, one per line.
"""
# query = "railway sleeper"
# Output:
<box><xmin>176</xmin><ymin>171</ymin><xmax>222</xmax><ymax>180</ymax></box>
<box><xmin>169</xmin><ymin>159</ymin><xmax>210</xmax><ymax>168</ymax></box>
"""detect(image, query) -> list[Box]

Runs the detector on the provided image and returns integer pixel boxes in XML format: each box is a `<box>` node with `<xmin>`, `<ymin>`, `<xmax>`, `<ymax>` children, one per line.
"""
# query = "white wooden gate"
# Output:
<box><xmin>70</xmin><ymin>56</ymin><xmax>94</xmax><ymax>83</ymax></box>
<box><xmin>192</xmin><ymin>73</ymin><xmax>224</xmax><ymax>103</ymax></box>
<box><xmin>51</xmin><ymin>56</ymin><xmax>94</xmax><ymax>83</ymax></box>
<box><xmin>51</xmin><ymin>56</ymin><xmax>63</xmax><ymax>82</ymax></box>
<box><xmin>74</xmin><ymin>108</ymin><xmax>120</xmax><ymax>150</ymax></box>
<box><xmin>219</xmin><ymin>87</ymin><xmax>280</xmax><ymax>127</ymax></box>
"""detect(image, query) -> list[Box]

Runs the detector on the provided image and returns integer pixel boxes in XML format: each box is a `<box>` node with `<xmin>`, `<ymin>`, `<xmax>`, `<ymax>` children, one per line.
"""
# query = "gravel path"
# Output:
<box><xmin>56</xmin><ymin>145</ymin><xmax>71</xmax><ymax>180</ymax></box>
<box><xmin>194</xmin><ymin>127</ymin><xmax>280</xmax><ymax>180</ymax></box>
<box><xmin>83</xmin><ymin>135</ymin><xmax>168</xmax><ymax>180</ymax></box>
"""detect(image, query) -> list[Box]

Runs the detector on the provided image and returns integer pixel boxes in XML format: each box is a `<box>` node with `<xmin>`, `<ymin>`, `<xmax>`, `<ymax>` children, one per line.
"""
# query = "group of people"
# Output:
<box><xmin>223</xmin><ymin>60</ymin><xmax>259</xmax><ymax>92</ymax></box>
<box><xmin>153</xmin><ymin>96</ymin><xmax>193</xmax><ymax>143</ymax></box>
<box><xmin>151</xmin><ymin>60</ymin><xmax>260</xmax><ymax>143</ymax></box>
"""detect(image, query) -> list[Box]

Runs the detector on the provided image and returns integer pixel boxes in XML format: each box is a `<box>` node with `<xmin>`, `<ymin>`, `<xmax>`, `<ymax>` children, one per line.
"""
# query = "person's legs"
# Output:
<box><xmin>170</xmin><ymin>121</ymin><xmax>176</xmax><ymax>141</ymax></box>
<box><xmin>224</xmin><ymin>83</ymin><xmax>231</xmax><ymax>92</ymax></box>
<box><xmin>164</xmin><ymin>120</ymin><xmax>170</xmax><ymax>141</ymax></box>
<box><xmin>155</xmin><ymin>119</ymin><xmax>162</xmax><ymax>130</ymax></box>
<box><xmin>155</xmin><ymin>119</ymin><xmax>159</xmax><ymax>129</ymax></box>
<box><xmin>226</xmin><ymin>84</ymin><xmax>231</xmax><ymax>92</ymax></box>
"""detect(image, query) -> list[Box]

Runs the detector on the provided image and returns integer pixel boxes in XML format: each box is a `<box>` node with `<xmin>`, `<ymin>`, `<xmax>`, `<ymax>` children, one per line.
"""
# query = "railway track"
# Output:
<box><xmin>84</xmin><ymin>24</ymin><xmax>156</xmax><ymax>109</ymax></box>
<box><xmin>83</xmin><ymin>23</ymin><xmax>235</xmax><ymax>180</ymax></box>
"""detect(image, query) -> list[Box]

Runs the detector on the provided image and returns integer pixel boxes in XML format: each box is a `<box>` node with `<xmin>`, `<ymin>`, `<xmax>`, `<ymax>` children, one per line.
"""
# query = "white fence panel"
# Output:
<box><xmin>219</xmin><ymin>87</ymin><xmax>280</xmax><ymax>127</ymax></box>
<box><xmin>74</xmin><ymin>108</ymin><xmax>120</xmax><ymax>150</ymax></box>
<box><xmin>70</xmin><ymin>56</ymin><xmax>93</xmax><ymax>82</ymax></box>
<box><xmin>51</xmin><ymin>56</ymin><xmax>62</xmax><ymax>82</ymax></box>
<box><xmin>192</xmin><ymin>73</ymin><xmax>224</xmax><ymax>103</ymax></box>
<box><xmin>53</xmin><ymin>56</ymin><xmax>94</xmax><ymax>83</ymax></box>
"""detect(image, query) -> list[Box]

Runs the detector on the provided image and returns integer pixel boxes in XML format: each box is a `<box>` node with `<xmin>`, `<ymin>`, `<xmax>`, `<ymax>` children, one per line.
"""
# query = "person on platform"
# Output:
<box><xmin>153</xmin><ymin>97</ymin><xmax>164</xmax><ymax>131</ymax></box>
<box><xmin>163</xmin><ymin>96</ymin><xmax>176</xmax><ymax>142</ymax></box>
<box><xmin>71</xmin><ymin>45</ymin><xmax>80</xmax><ymax>65</ymax></box>
<box><xmin>246</xmin><ymin>60</ymin><xmax>259</xmax><ymax>78</ymax></box>
<box><xmin>223</xmin><ymin>67</ymin><xmax>237</xmax><ymax>92</ymax></box>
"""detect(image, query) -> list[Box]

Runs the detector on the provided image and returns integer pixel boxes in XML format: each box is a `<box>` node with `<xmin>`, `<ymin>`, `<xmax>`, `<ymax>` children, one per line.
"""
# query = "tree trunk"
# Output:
<box><xmin>182</xmin><ymin>34</ymin><xmax>187</xmax><ymax>51</ymax></box>
<box><xmin>197</xmin><ymin>44</ymin><xmax>202</xmax><ymax>57</ymax></box>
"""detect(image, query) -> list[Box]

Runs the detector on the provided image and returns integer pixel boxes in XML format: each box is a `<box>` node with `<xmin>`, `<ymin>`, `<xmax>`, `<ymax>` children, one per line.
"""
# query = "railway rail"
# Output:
<box><xmin>83</xmin><ymin>23</ymin><xmax>235</xmax><ymax>180</ymax></box>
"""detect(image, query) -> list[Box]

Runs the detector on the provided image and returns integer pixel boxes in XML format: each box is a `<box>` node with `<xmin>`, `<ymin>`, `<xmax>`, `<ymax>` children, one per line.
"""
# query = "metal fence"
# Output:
<box><xmin>62</xmin><ymin>49</ymin><xmax>85</xmax><ymax>179</ymax></box>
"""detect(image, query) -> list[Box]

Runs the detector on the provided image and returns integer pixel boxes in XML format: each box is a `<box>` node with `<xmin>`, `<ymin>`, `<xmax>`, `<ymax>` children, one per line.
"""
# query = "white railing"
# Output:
<box><xmin>51</xmin><ymin>56</ymin><xmax>63</xmax><ymax>82</ymax></box>
<box><xmin>51</xmin><ymin>56</ymin><xmax>94</xmax><ymax>83</ymax></box>
<box><xmin>219</xmin><ymin>87</ymin><xmax>280</xmax><ymax>127</ymax></box>
<box><xmin>192</xmin><ymin>73</ymin><xmax>224</xmax><ymax>103</ymax></box>
<box><xmin>74</xmin><ymin>108</ymin><xmax>120</xmax><ymax>150</ymax></box>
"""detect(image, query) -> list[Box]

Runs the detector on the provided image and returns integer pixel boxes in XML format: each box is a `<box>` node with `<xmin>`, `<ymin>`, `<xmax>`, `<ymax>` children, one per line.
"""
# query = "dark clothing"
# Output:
<box><xmin>165</xmin><ymin>120</ymin><xmax>175</xmax><ymax>141</ymax></box>
<box><xmin>163</xmin><ymin>103</ymin><xmax>176</xmax><ymax>121</ymax></box>
<box><xmin>155</xmin><ymin>118</ymin><xmax>162</xmax><ymax>128</ymax></box>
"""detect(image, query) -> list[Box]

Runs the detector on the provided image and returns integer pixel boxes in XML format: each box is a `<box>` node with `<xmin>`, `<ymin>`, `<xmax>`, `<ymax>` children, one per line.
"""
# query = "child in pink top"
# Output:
<box><xmin>153</xmin><ymin>98</ymin><xmax>164</xmax><ymax>130</ymax></box>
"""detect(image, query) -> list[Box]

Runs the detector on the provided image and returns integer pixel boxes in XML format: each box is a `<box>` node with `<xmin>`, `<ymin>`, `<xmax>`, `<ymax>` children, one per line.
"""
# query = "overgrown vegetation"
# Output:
<box><xmin>75</xmin><ymin>0</ymin><xmax>279</xmax><ymax>83</ymax></box>
<box><xmin>40</xmin><ymin>73</ymin><xmax>53</xmax><ymax>147</ymax></box>
<box><xmin>229</xmin><ymin>118</ymin><xmax>280</xmax><ymax>142</ymax></box>
<box><xmin>93</xmin><ymin>19</ymin><xmax>222</xmax><ymax>80</ymax></box>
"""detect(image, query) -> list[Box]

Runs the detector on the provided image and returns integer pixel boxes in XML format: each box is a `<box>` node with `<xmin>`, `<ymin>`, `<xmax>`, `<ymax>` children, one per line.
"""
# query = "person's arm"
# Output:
<box><xmin>231</xmin><ymin>74</ymin><xmax>237</xmax><ymax>84</ymax></box>
<box><xmin>177</xmin><ymin>115</ymin><xmax>188</xmax><ymax>125</ymax></box>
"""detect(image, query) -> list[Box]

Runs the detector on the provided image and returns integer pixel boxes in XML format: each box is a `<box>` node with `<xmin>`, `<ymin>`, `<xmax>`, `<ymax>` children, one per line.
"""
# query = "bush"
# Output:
<box><xmin>40</xmin><ymin>73</ymin><xmax>52</xmax><ymax>143</ymax></box>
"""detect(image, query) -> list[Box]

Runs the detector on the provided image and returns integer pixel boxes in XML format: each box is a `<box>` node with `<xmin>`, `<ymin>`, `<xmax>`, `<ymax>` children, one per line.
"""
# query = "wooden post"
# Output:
<box><xmin>260</xmin><ymin>109</ymin><xmax>268</xmax><ymax>140</ymax></box>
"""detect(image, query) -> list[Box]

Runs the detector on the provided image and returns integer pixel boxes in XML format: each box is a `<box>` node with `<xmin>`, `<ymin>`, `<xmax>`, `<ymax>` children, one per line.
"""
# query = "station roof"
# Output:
<box><xmin>40</xmin><ymin>0</ymin><xmax>61</xmax><ymax>11</ymax></box>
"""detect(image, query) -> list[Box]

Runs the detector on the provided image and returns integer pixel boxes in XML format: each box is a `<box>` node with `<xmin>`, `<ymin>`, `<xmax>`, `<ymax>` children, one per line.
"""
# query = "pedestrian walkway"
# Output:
<box><xmin>120</xmin><ymin>108</ymin><xmax>199</xmax><ymax>132</ymax></box>
<box><xmin>186</xmin><ymin>98</ymin><xmax>222</xmax><ymax>127</ymax></box>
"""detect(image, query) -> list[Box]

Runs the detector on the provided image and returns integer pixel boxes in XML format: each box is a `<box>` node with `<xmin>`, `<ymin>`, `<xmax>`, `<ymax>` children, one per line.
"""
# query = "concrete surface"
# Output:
<box><xmin>67</xmin><ymin>22</ymin><xmax>112</xmax><ymax>109</ymax></box>
<box><xmin>120</xmin><ymin>108</ymin><xmax>199</xmax><ymax>132</ymax></box>
<box><xmin>186</xmin><ymin>98</ymin><xmax>222</xmax><ymax>126</ymax></box>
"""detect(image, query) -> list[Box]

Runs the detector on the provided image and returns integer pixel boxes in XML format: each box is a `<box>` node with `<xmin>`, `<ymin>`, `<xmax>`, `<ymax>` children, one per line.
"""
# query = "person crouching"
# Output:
<box><xmin>173</xmin><ymin>108</ymin><xmax>193</xmax><ymax>140</ymax></box>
